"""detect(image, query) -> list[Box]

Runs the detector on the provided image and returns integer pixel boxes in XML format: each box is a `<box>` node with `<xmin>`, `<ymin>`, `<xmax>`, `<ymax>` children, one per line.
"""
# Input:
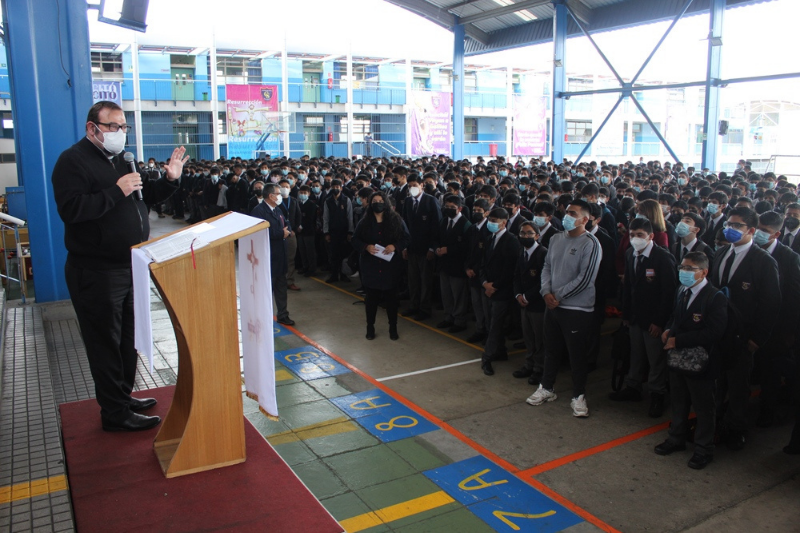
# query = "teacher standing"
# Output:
<box><xmin>351</xmin><ymin>192</ymin><xmax>410</xmax><ymax>341</ymax></box>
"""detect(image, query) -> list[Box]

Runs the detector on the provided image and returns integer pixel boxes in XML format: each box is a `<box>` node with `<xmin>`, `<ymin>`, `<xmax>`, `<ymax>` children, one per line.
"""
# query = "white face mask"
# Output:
<box><xmin>409</xmin><ymin>186</ymin><xmax>421</xmax><ymax>198</ymax></box>
<box><xmin>630</xmin><ymin>237</ymin><xmax>649</xmax><ymax>252</ymax></box>
<box><xmin>280</xmin><ymin>187</ymin><xmax>290</xmax><ymax>198</ymax></box>
<box><xmin>274</xmin><ymin>195</ymin><xmax>283</xmax><ymax>206</ymax></box>
<box><xmin>96</xmin><ymin>126</ymin><xmax>126</xmax><ymax>154</ymax></box>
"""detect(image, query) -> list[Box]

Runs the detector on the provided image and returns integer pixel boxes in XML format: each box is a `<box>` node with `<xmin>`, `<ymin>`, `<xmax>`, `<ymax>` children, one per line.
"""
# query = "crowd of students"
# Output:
<box><xmin>141</xmin><ymin>153</ymin><xmax>800</xmax><ymax>470</ymax></box>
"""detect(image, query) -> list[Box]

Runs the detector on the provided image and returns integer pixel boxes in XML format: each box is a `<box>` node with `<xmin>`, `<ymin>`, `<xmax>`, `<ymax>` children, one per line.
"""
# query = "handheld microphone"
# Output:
<box><xmin>123</xmin><ymin>152</ymin><xmax>143</xmax><ymax>201</ymax></box>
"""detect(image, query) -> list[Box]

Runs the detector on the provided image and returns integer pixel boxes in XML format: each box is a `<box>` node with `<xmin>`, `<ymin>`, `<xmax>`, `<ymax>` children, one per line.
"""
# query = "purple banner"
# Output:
<box><xmin>513</xmin><ymin>94</ymin><xmax>547</xmax><ymax>156</ymax></box>
<box><xmin>410</xmin><ymin>91</ymin><xmax>451</xmax><ymax>156</ymax></box>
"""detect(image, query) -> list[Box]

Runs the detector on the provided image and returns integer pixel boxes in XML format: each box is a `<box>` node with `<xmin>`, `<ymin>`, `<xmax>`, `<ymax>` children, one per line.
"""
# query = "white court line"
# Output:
<box><xmin>377</xmin><ymin>358</ymin><xmax>482</xmax><ymax>382</ymax></box>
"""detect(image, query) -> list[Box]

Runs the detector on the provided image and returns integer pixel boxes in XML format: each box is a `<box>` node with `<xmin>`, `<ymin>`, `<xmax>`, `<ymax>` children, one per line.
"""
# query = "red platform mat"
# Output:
<box><xmin>59</xmin><ymin>386</ymin><xmax>342</xmax><ymax>533</ymax></box>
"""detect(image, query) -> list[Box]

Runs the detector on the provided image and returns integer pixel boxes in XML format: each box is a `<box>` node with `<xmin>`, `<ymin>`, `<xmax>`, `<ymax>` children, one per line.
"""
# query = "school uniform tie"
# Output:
<box><xmin>447</xmin><ymin>218</ymin><xmax>454</xmax><ymax>231</ymax></box>
<box><xmin>635</xmin><ymin>254</ymin><xmax>644</xmax><ymax>275</ymax></box>
<box><xmin>720</xmin><ymin>249</ymin><xmax>736</xmax><ymax>287</ymax></box>
<box><xmin>681</xmin><ymin>288</ymin><xmax>691</xmax><ymax>312</ymax></box>
<box><xmin>784</xmin><ymin>232</ymin><xmax>794</xmax><ymax>247</ymax></box>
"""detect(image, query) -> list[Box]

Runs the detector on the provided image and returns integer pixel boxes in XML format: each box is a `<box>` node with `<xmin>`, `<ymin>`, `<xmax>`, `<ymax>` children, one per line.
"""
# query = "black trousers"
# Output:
<box><xmin>668</xmin><ymin>371</ymin><xmax>716</xmax><ymax>457</ymax></box>
<box><xmin>65</xmin><ymin>263</ymin><xmax>137</xmax><ymax>422</ymax></box>
<box><xmin>365</xmin><ymin>287</ymin><xmax>399</xmax><ymax>326</ymax></box>
<box><xmin>541</xmin><ymin>307</ymin><xmax>593</xmax><ymax>398</ymax></box>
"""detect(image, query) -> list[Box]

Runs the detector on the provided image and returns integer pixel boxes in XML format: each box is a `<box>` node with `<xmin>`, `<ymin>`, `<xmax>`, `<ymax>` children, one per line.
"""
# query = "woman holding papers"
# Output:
<box><xmin>352</xmin><ymin>192</ymin><xmax>411</xmax><ymax>341</ymax></box>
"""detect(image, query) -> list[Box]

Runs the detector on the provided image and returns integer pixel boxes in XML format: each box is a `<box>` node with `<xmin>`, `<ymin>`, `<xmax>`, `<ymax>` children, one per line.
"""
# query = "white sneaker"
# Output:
<box><xmin>571</xmin><ymin>395</ymin><xmax>589</xmax><ymax>417</ymax></box>
<box><xmin>526</xmin><ymin>385</ymin><xmax>557</xmax><ymax>406</ymax></box>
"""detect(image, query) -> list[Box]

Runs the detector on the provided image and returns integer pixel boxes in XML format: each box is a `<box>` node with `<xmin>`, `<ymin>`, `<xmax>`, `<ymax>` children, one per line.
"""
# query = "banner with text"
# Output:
<box><xmin>226</xmin><ymin>84</ymin><xmax>280</xmax><ymax>159</ymax></box>
<box><xmin>410</xmin><ymin>90</ymin><xmax>451</xmax><ymax>156</ymax></box>
<box><xmin>92</xmin><ymin>81</ymin><xmax>122</xmax><ymax>106</ymax></box>
<box><xmin>512</xmin><ymin>94</ymin><xmax>547</xmax><ymax>156</ymax></box>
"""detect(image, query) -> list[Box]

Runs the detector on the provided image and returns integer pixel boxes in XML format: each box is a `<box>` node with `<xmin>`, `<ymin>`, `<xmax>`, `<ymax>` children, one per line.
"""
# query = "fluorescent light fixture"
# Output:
<box><xmin>491</xmin><ymin>0</ymin><xmax>537</xmax><ymax>22</ymax></box>
<box><xmin>3</xmin><ymin>119</ymin><xmax>13</xmax><ymax>129</ymax></box>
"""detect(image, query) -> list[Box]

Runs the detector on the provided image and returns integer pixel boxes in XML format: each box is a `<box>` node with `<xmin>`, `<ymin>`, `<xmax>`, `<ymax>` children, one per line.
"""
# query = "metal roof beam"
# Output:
<box><xmin>566</xmin><ymin>0</ymin><xmax>591</xmax><ymax>25</ymax></box>
<box><xmin>383</xmin><ymin>0</ymin><xmax>456</xmax><ymax>31</ymax></box>
<box><xmin>459</xmin><ymin>0</ymin><xmax>551</xmax><ymax>26</ymax></box>
<box><xmin>445</xmin><ymin>0</ymin><xmax>484</xmax><ymax>10</ymax></box>
<box><xmin>464</xmin><ymin>24</ymin><xmax>491</xmax><ymax>45</ymax></box>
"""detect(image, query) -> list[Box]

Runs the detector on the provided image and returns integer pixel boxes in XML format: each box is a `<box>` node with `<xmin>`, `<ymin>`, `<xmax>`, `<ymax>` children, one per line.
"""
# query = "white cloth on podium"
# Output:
<box><xmin>132</xmin><ymin>213</ymin><xmax>277</xmax><ymax>417</ymax></box>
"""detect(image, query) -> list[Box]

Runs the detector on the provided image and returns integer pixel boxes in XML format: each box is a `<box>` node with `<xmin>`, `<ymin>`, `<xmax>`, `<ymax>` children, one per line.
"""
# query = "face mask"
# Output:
<box><xmin>96</xmin><ymin>126</ymin><xmax>126</xmax><ymax>154</ymax></box>
<box><xmin>356</xmin><ymin>197</ymin><xmax>363</xmax><ymax>206</ymax></box>
<box><xmin>576</xmin><ymin>172</ymin><xmax>584</xmax><ymax>178</ymax></box>
<box><xmin>749</xmin><ymin>183</ymin><xmax>757</xmax><ymax>192</ymax></box>
<box><xmin>254</xmin><ymin>188</ymin><xmax>264</xmax><ymax>198</ymax></box>
<box><xmin>409</xmin><ymin>186</ymin><xmax>421</xmax><ymax>197</ymax></box>
<box><xmin>298</xmin><ymin>174</ymin><xmax>307</xmax><ymax>182</ymax></box>
<box><xmin>489</xmin><ymin>179</ymin><xmax>497</xmax><ymax>186</ymax></box>
<box><xmin>633</xmin><ymin>186</ymin><xmax>641</xmax><ymax>193</ymax></box>
<box><xmin>312</xmin><ymin>186</ymin><xmax>321</xmax><ymax>195</ymax></box>
<box><xmin>223</xmin><ymin>169</ymin><xmax>230</xmax><ymax>175</ymax></box>
<box><xmin>768</xmin><ymin>182</ymin><xmax>776</xmax><ymax>189</ymax></box>
<box><xmin>499</xmin><ymin>171</ymin><xmax>508</xmax><ymax>178</ymax></box>
<box><xmin>321</xmin><ymin>170</ymin><xmax>328</xmax><ymax>176</ymax></box>
<box><xmin>785</xmin><ymin>217</ymin><xmax>800</xmax><ymax>231</ymax></box>
<box><xmin>273</xmin><ymin>194</ymin><xmax>283</xmax><ymax>206</ymax></box>
<box><xmin>753</xmin><ymin>229</ymin><xmax>772</xmax><ymax>246</ymax></box>
<box><xmin>675</xmin><ymin>221</ymin><xmax>692</xmax><ymax>238</ymax></box>
<box><xmin>260</xmin><ymin>170</ymin><xmax>269</xmax><ymax>176</ymax></box>
<box><xmin>679</xmin><ymin>270</ymin><xmax>698</xmax><ymax>288</ymax></box>
<box><xmin>424</xmin><ymin>184</ymin><xmax>436</xmax><ymax>194</ymax></box>
<box><xmin>723</xmin><ymin>227</ymin><xmax>743</xmax><ymax>243</ymax></box>
<box><xmin>282</xmin><ymin>169</ymin><xmax>289</xmax><ymax>176</ymax></box>
<box><xmin>211</xmin><ymin>175</ymin><xmax>219</xmax><ymax>184</ymax></box>
<box><xmin>332</xmin><ymin>188</ymin><xmax>342</xmax><ymax>196</ymax></box>
<box><xmin>371</xmin><ymin>203</ymin><xmax>386</xmax><ymax>214</ymax></box>
<box><xmin>519</xmin><ymin>237</ymin><xmax>536</xmax><ymax>248</ymax></box>
<box><xmin>443</xmin><ymin>207</ymin><xmax>457</xmax><ymax>219</ymax></box>
<box><xmin>472</xmin><ymin>213</ymin><xmax>484</xmax><ymax>224</ymax></box>
<box><xmin>678</xmin><ymin>178</ymin><xmax>687</xmax><ymax>186</ymax></box>
<box><xmin>486</xmin><ymin>221</ymin><xmax>500</xmax><ymax>233</ymax></box>
<box><xmin>630</xmin><ymin>236</ymin><xmax>649</xmax><ymax>252</ymax></box>
<box><xmin>148</xmin><ymin>163</ymin><xmax>155</xmax><ymax>168</ymax></box>
<box><xmin>280</xmin><ymin>187</ymin><xmax>290</xmax><ymax>198</ymax></box>
<box><xmin>298</xmin><ymin>194</ymin><xmax>308</xmax><ymax>203</ymax></box>
<box><xmin>706</xmin><ymin>203</ymin><xmax>719</xmax><ymax>215</ymax></box>
<box><xmin>533</xmin><ymin>216</ymin><xmax>547</xmax><ymax>228</ymax></box>
<box><xmin>562</xmin><ymin>214</ymin><xmax>578</xmax><ymax>232</ymax></box>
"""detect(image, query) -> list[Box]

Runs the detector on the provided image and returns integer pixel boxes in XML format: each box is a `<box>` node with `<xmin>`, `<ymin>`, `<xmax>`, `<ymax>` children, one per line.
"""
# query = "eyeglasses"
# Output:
<box><xmin>723</xmin><ymin>221</ymin><xmax>748</xmax><ymax>230</ymax></box>
<box><xmin>95</xmin><ymin>122</ymin><xmax>132</xmax><ymax>133</ymax></box>
<box><xmin>677</xmin><ymin>266</ymin><xmax>703</xmax><ymax>272</ymax></box>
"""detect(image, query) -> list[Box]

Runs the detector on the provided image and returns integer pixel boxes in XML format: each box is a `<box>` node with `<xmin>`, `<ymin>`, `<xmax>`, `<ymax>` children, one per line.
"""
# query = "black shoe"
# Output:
<box><xmin>756</xmin><ymin>408</ymin><xmax>775</xmax><ymax>428</ymax></box>
<box><xmin>482</xmin><ymin>361</ymin><xmax>494</xmax><ymax>376</ymax></box>
<box><xmin>325</xmin><ymin>275</ymin><xmax>340</xmax><ymax>283</ymax></box>
<box><xmin>688</xmin><ymin>453</ymin><xmax>713</xmax><ymax>470</ymax></box>
<box><xmin>436</xmin><ymin>320</ymin><xmax>454</xmax><ymax>329</ymax></box>
<box><xmin>513</xmin><ymin>367</ymin><xmax>534</xmax><ymax>379</ymax></box>
<box><xmin>648</xmin><ymin>393</ymin><xmax>666</xmax><ymax>418</ymax></box>
<box><xmin>448</xmin><ymin>324</ymin><xmax>467</xmax><ymax>334</ymax></box>
<box><xmin>130</xmin><ymin>397</ymin><xmax>157</xmax><ymax>412</ymax></box>
<box><xmin>414</xmin><ymin>311</ymin><xmax>431</xmax><ymax>321</ymax></box>
<box><xmin>527</xmin><ymin>371</ymin><xmax>543</xmax><ymax>386</ymax></box>
<box><xmin>726</xmin><ymin>430</ymin><xmax>746</xmax><ymax>451</ymax></box>
<box><xmin>466</xmin><ymin>332</ymin><xmax>486</xmax><ymax>344</ymax></box>
<box><xmin>278</xmin><ymin>316</ymin><xmax>295</xmax><ymax>326</ymax></box>
<box><xmin>654</xmin><ymin>439</ymin><xmax>687</xmax><ymax>456</ymax></box>
<box><xmin>400</xmin><ymin>308</ymin><xmax>420</xmax><ymax>317</ymax></box>
<box><xmin>389</xmin><ymin>324</ymin><xmax>399</xmax><ymax>340</ymax></box>
<box><xmin>512</xmin><ymin>341</ymin><xmax>526</xmax><ymax>350</ymax></box>
<box><xmin>608</xmin><ymin>387</ymin><xmax>643</xmax><ymax>402</ymax></box>
<box><xmin>366</xmin><ymin>325</ymin><xmax>375</xmax><ymax>340</ymax></box>
<box><xmin>102</xmin><ymin>412</ymin><xmax>161</xmax><ymax>432</ymax></box>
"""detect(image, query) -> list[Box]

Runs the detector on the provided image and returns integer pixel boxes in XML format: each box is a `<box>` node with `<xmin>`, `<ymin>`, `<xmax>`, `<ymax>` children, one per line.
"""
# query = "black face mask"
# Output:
<box><xmin>785</xmin><ymin>217</ymin><xmax>800</xmax><ymax>231</ymax></box>
<box><xmin>472</xmin><ymin>213</ymin><xmax>484</xmax><ymax>224</ymax></box>
<box><xmin>442</xmin><ymin>207</ymin><xmax>458</xmax><ymax>219</ymax></box>
<box><xmin>371</xmin><ymin>203</ymin><xmax>386</xmax><ymax>214</ymax></box>
<box><xmin>424</xmin><ymin>184</ymin><xmax>436</xmax><ymax>194</ymax></box>
<box><xmin>519</xmin><ymin>237</ymin><xmax>536</xmax><ymax>248</ymax></box>
<box><xmin>332</xmin><ymin>189</ymin><xmax>341</xmax><ymax>196</ymax></box>
<box><xmin>254</xmin><ymin>188</ymin><xmax>263</xmax><ymax>198</ymax></box>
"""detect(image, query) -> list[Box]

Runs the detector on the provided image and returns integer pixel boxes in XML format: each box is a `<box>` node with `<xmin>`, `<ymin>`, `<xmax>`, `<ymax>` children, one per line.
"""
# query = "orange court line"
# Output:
<box><xmin>281</xmin><ymin>321</ymin><xmax>621</xmax><ymax>533</ymax></box>
<box><xmin>519</xmin><ymin>421</ymin><xmax>671</xmax><ymax>477</ymax></box>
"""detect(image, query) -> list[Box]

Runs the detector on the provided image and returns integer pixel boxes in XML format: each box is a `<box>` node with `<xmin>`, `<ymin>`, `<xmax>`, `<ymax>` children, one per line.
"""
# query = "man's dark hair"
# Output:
<box><xmin>683</xmin><ymin>212</ymin><xmax>706</xmax><ymax>235</ymax></box>
<box><xmin>629</xmin><ymin>217</ymin><xmax>653</xmax><ymax>234</ymax></box>
<box><xmin>533</xmin><ymin>201</ymin><xmax>555</xmax><ymax>217</ymax></box>
<box><xmin>519</xmin><ymin>220</ymin><xmax>539</xmax><ymax>235</ymax></box>
<box><xmin>473</xmin><ymin>198</ymin><xmax>491</xmax><ymax>213</ymax></box>
<box><xmin>86</xmin><ymin>100</ymin><xmax>123</xmax><ymax>124</ymax></box>
<box><xmin>488</xmin><ymin>207</ymin><xmax>509</xmax><ymax>220</ymax></box>
<box><xmin>502</xmin><ymin>194</ymin><xmax>521</xmax><ymax>207</ymax></box>
<box><xmin>263</xmin><ymin>183</ymin><xmax>279</xmax><ymax>197</ymax></box>
<box><xmin>728</xmin><ymin>206</ymin><xmax>758</xmax><ymax>229</ymax></box>
<box><xmin>479</xmin><ymin>185</ymin><xmax>498</xmax><ymax>199</ymax></box>
<box><xmin>569</xmin><ymin>199</ymin><xmax>592</xmax><ymax>218</ymax></box>
<box><xmin>684</xmin><ymin>251</ymin><xmax>709</xmax><ymax>270</ymax></box>
<box><xmin>759</xmin><ymin>210</ymin><xmax>784</xmax><ymax>232</ymax></box>
<box><xmin>443</xmin><ymin>194</ymin><xmax>462</xmax><ymax>208</ymax></box>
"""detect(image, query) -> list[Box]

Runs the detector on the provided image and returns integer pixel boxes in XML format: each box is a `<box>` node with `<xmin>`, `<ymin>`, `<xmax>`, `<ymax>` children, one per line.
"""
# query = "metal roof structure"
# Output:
<box><xmin>384</xmin><ymin>0</ymin><xmax>773</xmax><ymax>56</ymax></box>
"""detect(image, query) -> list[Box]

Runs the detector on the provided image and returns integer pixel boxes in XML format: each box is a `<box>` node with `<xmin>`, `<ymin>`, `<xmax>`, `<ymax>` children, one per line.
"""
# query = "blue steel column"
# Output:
<box><xmin>551</xmin><ymin>0</ymin><xmax>567</xmax><ymax>163</ymax></box>
<box><xmin>2</xmin><ymin>0</ymin><xmax>93</xmax><ymax>302</ymax></box>
<box><xmin>702</xmin><ymin>0</ymin><xmax>724</xmax><ymax>171</ymax></box>
<box><xmin>453</xmin><ymin>21</ymin><xmax>465</xmax><ymax>160</ymax></box>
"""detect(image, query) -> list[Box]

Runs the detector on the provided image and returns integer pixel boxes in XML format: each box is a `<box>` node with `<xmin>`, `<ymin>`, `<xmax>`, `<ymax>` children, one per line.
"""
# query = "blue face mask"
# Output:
<box><xmin>678</xmin><ymin>178</ymin><xmax>687</xmax><ymax>186</ymax></box>
<box><xmin>675</xmin><ymin>221</ymin><xmax>692</xmax><ymax>238</ymax></box>
<box><xmin>356</xmin><ymin>197</ymin><xmax>363</xmax><ymax>206</ymax></box>
<box><xmin>749</xmin><ymin>183</ymin><xmax>757</xmax><ymax>192</ymax></box>
<box><xmin>707</xmin><ymin>203</ymin><xmax>719</xmax><ymax>215</ymax></box>
<box><xmin>312</xmin><ymin>186</ymin><xmax>321</xmax><ymax>194</ymax></box>
<box><xmin>281</xmin><ymin>169</ymin><xmax>289</xmax><ymax>176</ymax></box>
<box><xmin>601</xmin><ymin>176</ymin><xmax>610</xmax><ymax>184</ymax></box>
<box><xmin>753</xmin><ymin>229</ymin><xmax>772</xmax><ymax>246</ymax></box>
<box><xmin>633</xmin><ymin>186</ymin><xmax>641</xmax><ymax>193</ymax></box>
<box><xmin>321</xmin><ymin>170</ymin><xmax>328</xmax><ymax>176</ymax></box>
<box><xmin>679</xmin><ymin>270</ymin><xmax>698</xmax><ymax>288</ymax></box>
<box><xmin>499</xmin><ymin>171</ymin><xmax>508</xmax><ymax>178</ymax></box>
<box><xmin>533</xmin><ymin>216</ymin><xmax>547</xmax><ymax>227</ymax></box>
<box><xmin>486</xmin><ymin>221</ymin><xmax>500</xmax><ymax>233</ymax></box>
<box><xmin>723</xmin><ymin>227</ymin><xmax>743</xmax><ymax>243</ymax></box>
<box><xmin>562</xmin><ymin>214</ymin><xmax>577</xmax><ymax>232</ymax></box>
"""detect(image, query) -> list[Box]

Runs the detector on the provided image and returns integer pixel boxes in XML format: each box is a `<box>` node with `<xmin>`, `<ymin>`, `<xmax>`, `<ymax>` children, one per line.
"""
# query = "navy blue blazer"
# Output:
<box><xmin>250</xmin><ymin>202</ymin><xmax>289</xmax><ymax>277</ymax></box>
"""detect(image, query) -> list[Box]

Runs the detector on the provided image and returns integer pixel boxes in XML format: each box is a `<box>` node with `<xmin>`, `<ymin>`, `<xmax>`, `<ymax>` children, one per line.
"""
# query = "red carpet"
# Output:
<box><xmin>59</xmin><ymin>387</ymin><xmax>343</xmax><ymax>533</ymax></box>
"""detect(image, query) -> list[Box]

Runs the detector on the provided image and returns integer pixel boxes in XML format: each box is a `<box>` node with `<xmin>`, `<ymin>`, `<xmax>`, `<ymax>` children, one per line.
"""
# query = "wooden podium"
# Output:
<box><xmin>133</xmin><ymin>213</ymin><xmax>269</xmax><ymax>478</ymax></box>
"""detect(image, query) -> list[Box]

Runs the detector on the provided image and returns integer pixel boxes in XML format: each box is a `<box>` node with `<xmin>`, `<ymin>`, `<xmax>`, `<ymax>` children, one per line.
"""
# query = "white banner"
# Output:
<box><xmin>239</xmin><ymin>231</ymin><xmax>278</xmax><ymax>418</ymax></box>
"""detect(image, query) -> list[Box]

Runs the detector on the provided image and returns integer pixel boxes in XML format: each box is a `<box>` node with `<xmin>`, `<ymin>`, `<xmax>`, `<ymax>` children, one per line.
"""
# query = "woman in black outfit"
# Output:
<box><xmin>352</xmin><ymin>192</ymin><xmax>410</xmax><ymax>340</ymax></box>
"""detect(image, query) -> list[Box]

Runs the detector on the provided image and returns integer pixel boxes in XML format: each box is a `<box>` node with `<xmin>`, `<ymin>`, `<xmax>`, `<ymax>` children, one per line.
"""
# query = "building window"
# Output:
<box><xmin>567</xmin><ymin>78</ymin><xmax>592</xmax><ymax>92</ymax></box>
<box><xmin>340</xmin><ymin>116</ymin><xmax>371</xmax><ymax>142</ymax></box>
<box><xmin>566</xmin><ymin>120</ymin><xmax>592</xmax><ymax>142</ymax></box>
<box><xmin>465</xmin><ymin>118</ymin><xmax>478</xmax><ymax>142</ymax></box>
<box><xmin>305</xmin><ymin>116</ymin><xmax>324</xmax><ymax>126</ymax></box>
<box><xmin>91</xmin><ymin>52</ymin><xmax>123</xmax><ymax>74</ymax></box>
<box><xmin>0</xmin><ymin>153</ymin><xmax>16</xmax><ymax>164</ymax></box>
